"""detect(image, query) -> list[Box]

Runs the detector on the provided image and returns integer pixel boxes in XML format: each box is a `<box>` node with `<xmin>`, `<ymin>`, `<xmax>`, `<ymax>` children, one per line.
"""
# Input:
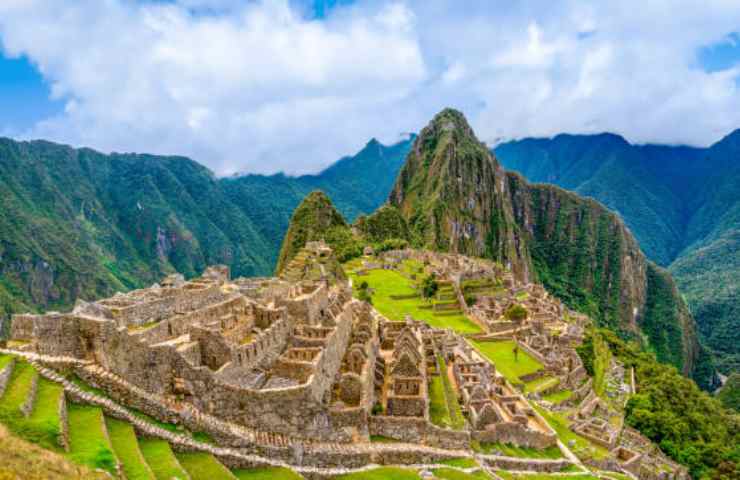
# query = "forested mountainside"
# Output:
<box><xmin>0</xmin><ymin>136</ymin><xmax>411</xmax><ymax>334</ymax></box>
<box><xmin>495</xmin><ymin>132</ymin><xmax>740</xmax><ymax>375</ymax></box>
<box><xmin>386</xmin><ymin>109</ymin><xmax>712</xmax><ymax>388</ymax></box>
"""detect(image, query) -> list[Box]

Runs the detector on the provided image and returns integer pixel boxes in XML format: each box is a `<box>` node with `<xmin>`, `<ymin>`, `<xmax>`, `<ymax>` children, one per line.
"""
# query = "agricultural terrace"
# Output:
<box><xmin>345</xmin><ymin>259</ymin><xmax>481</xmax><ymax>334</ymax></box>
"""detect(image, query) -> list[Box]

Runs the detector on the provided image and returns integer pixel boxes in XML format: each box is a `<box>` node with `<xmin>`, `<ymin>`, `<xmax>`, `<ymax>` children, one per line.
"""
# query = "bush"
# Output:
<box><xmin>504</xmin><ymin>304</ymin><xmax>528</xmax><ymax>321</ymax></box>
<box><xmin>421</xmin><ymin>274</ymin><xmax>439</xmax><ymax>299</ymax></box>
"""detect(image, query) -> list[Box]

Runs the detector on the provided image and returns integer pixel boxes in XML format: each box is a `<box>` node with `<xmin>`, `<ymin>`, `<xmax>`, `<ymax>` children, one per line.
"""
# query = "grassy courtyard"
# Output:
<box><xmin>347</xmin><ymin>263</ymin><xmax>481</xmax><ymax>334</ymax></box>
<box><xmin>470</xmin><ymin>340</ymin><xmax>543</xmax><ymax>384</ymax></box>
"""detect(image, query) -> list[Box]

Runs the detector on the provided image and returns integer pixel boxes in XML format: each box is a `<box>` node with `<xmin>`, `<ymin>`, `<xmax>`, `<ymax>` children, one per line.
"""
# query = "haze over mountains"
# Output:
<box><xmin>0</xmin><ymin>115</ymin><xmax>737</xmax><ymax>384</ymax></box>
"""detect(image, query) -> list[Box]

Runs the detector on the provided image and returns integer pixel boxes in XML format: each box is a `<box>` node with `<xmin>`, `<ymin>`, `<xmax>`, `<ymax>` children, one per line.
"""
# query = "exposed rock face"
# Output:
<box><xmin>387</xmin><ymin>108</ymin><xmax>704</xmax><ymax>379</ymax></box>
<box><xmin>389</xmin><ymin>109</ymin><xmax>531</xmax><ymax>280</ymax></box>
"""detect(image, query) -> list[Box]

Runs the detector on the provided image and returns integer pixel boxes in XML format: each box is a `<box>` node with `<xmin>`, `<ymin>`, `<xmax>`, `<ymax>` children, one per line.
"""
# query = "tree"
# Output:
<box><xmin>505</xmin><ymin>303</ymin><xmax>528</xmax><ymax>322</ymax></box>
<box><xmin>421</xmin><ymin>273</ymin><xmax>439</xmax><ymax>299</ymax></box>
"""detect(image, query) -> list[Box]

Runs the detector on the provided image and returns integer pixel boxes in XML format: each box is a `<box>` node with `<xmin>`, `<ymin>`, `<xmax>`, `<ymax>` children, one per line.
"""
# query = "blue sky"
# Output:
<box><xmin>1</xmin><ymin>1</ymin><xmax>739</xmax><ymax>175</ymax></box>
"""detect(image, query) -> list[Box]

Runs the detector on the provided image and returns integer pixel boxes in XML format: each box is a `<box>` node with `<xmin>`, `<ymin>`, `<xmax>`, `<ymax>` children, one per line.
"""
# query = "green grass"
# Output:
<box><xmin>0</xmin><ymin>354</ymin><xmax>13</xmax><ymax>371</ymax></box>
<box><xmin>332</xmin><ymin>467</ymin><xmax>421</xmax><ymax>479</ymax></box>
<box><xmin>470</xmin><ymin>340</ymin><xmax>543</xmax><ymax>383</ymax></box>
<box><xmin>24</xmin><ymin>377</ymin><xmax>64</xmax><ymax>450</ymax></box>
<box><xmin>347</xmin><ymin>265</ymin><xmax>481</xmax><ymax>334</ymax></box>
<box><xmin>429</xmin><ymin>375</ymin><xmax>453</xmax><ymax>428</ymax></box>
<box><xmin>370</xmin><ymin>434</ymin><xmax>400</xmax><ymax>443</ymax></box>
<box><xmin>524</xmin><ymin>376</ymin><xmax>559</xmax><ymax>394</ymax></box>
<box><xmin>66</xmin><ymin>404</ymin><xmax>118</xmax><ymax>475</ymax></box>
<box><xmin>233</xmin><ymin>467</ymin><xmax>303</xmax><ymax>479</ymax></box>
<box><xmin>532</xmin><ymin>405</ymin><xmax>608</xmax><ymax>460</ymax></box>
<box><xmin>432</xmin><ymin>468</ymin><xmax>492</xmax><ymax>480</ymax></box>
<box><xmin>542</xmin><ymin>389</ymin><xmax>573</xmax><ymax>404</ymax></box>
<box><xmin>105</xmin><ymin>417</ymin><xmax>155</xmax><ymax>480</ymax></box>
<box><xmin>0</xmin><ymin>360</ymin><xmax>36</xmax><ymax>414</ymax></box>
<box><xmin>438</xmin><ymin>355</ymin><xmax>465</xmax><ymax>429</ymax></box>
<box><xmin>476</xmin><ymin>441</ymin><xmax>563</xmax><ymax>459</ymax></box>
<box><xmin>438</xmin><ymin>458</ymin><xmax>479</xmax><ymax>468</ymax></box>
<box><xmin>138</xmin><ymin>437</ymin><xmax>189</xmax><ymax>480</ymax></box>
<box><xmin>176</xmin><ymin>451</ymin><xmax>236</xmax><ymax>479</ymax></box>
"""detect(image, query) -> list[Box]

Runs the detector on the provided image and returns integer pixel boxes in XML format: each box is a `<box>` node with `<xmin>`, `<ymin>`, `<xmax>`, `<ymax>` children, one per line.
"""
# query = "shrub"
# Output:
<box><xmin>421</xmin><ymin>274</ymin><xmax>439</xmax><ymax>299</ymax></box>
<box><xmin>504</xmin><ymin>304</ymin><xmax>528</xmax><ymax>322</ymax></box>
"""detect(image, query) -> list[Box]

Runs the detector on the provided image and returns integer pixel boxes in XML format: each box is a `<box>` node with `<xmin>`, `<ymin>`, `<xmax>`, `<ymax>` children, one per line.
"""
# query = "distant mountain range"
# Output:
<box><xmin>0</xmin><ymin>120</ymin><xmax>736</xmax><ymax>382</ymax></box>
<box><xmin>0</xmin><ymin>136</ymin><xmax>410</xmax><ymax>335</ymax></box>
<box><xmin>495</xmin><ymin>131</ymin><xmax>740</xmax><ymax>375</ymax></box>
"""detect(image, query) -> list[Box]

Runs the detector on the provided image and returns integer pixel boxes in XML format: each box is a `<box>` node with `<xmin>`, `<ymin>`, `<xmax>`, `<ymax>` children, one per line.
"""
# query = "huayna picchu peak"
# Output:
<box><xmin>0</xmin><ymin>108</ymin><xmax>737</xmax><ymax>480</ymax></box>
<box><xmin>387</xmin><ymin>110</ymin><xmax>706</xmax><ymax>388</ymax></box>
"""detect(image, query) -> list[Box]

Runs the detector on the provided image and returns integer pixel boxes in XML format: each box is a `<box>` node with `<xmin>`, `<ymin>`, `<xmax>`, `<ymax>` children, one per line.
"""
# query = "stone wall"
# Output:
<box><xmin>368</xmin><ymin>416</ymin><xmax>470</xmax><ymax>450</ymax></box>
<box><xmin>472</xmin><ymin>422</ymin><xmax>557</xmax><ymax>449</ymax></box>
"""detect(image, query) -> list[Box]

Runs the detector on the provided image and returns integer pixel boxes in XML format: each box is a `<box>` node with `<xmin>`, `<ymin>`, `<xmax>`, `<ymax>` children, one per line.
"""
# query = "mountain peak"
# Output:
<box><xmin>424</xmin><ymin>108</ymin><xmax>476</xmax><ymax>140</ymax></box>
<box><xmin>274</xmin><ymin>190</ymin><xmax>348</xmax><ymax>274</ymax></box>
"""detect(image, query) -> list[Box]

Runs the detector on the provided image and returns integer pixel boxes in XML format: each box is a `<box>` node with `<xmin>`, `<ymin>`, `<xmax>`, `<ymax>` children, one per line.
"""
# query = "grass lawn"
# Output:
<box><xmin>175</xmin><ymin>451</ymin><xmax>236</xmax><ymax>479</ymax></box>
<box><xmin>105</xmin><ymin>417</ymin><xmax>155</xmax><ymax>480</ymax></box>
<box><xmin>25</xmin><ymin>377</ymin><xmax>64</xmax><ymax>450</ymax></box>
<box><xmin>470</xmin><ymin>340</ymin><xmax>543</xmax><ymax>384</ymax></box>
<box><xmin>532</xmin><ymin>405</ymin><xmax>608</xmax><ymax>460</ymax></box>
<box><xmin>433</xmin><ymin>468</ymin><xmax>491</xmax><ymax>480</ymax></box>
<box><xmin>429</xmin><ymin>375</ymin><xmax>452</xmax><ymax>428</ymax></box>
<box><xmin>524</xmin><ymin>376</ymin><xmax>559</xmax><ymax>394</ymax></box>
<box><xmin>542</xmin><ymin>390</ymin><xmax>573</xmax><ymax>405</ymax></box>
<box><xmin>138</xmin><ymin>437</ymin><xmax>189</xmax><ymax>480</ymax></box>
<box><xmin>233</xmin><ymin>467</ymin><xmax>303</xmax><ymax>479</ymax></box>
<box><xmin>333</xmin><ymin>467</ymin><xmax>421</xmax><ymax>480</ymax></box>
<box><xmin>438</xmin><ymin>458</ymin><xmax>479</xmax><ymax>468</ymax></box>
<box><xmin>476</xmin><ymin>441</ymin><xmax>563</xmax><ymax>459</ymax></box>
<box><xmin>438</xmin><ymin>355</ymin><xmax>466</xmax><ymax>429</ymax></box>
<box><xmin>347</xmin><ymin>266</ymin><xmax>480</xmax><ymax>334</ymax></box>
<box><xmin>66</xmin><ymin>404</ymin><xmax>118</xmax><ymax>475</ymax></box>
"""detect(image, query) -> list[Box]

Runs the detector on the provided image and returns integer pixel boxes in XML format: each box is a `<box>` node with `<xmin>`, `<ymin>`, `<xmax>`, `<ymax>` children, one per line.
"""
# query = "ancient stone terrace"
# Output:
<box><xmin>8</xmin><ymin>249</ymin><xmax>365</xmax><ymax>441</ymax></box>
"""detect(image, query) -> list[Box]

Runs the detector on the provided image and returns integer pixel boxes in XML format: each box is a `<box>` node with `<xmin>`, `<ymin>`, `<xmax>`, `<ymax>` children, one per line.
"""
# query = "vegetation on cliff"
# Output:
<box><xmin>388</xmin><ymin>109</ymin><xmax>527</xmax><ymax>275</ymax></box>
<box><xmin>275</xmin><ymin>191</ymin><xmax>357</xmax><ymax>273</ymax></box>
<box><xmin>717</xmin><ymin>373</ymin><xmax>740</xmax><ymax>412</ymax></box>
<box><xmin>0</xmin><ymin>136</ymin><xmax>411</xmax><ymax>335</ymax></box>
<box><xmin>495</xmin><ymin>132</ymin><xmax>740</xmax><ymax>377</ymax></box>
<box><xmin>585</xmin><ymin>328</ymin><xmax>740</xmax><ymax>479</ymax></box>
<box><xmin>385</xmin><ymin>109</ymin><xmax>708</xmax><ymax>387</ymax></box>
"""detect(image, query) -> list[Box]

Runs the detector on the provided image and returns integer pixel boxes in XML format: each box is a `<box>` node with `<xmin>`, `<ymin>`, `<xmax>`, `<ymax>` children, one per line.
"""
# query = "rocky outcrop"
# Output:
<box><xmin>386</xmin><ymin>108</ymin><xmax>704</xmax><ymax>378</ymax></box>
<box><xmin>389</xmin><ymin>109</ymin><xmax>531</xmax><ymax>281</ymax></box>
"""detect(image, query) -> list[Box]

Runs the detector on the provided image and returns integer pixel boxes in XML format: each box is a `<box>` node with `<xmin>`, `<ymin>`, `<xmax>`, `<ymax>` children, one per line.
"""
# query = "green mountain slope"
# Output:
<box><xmin>387</xmin><ymin>109</ymin><xmax>709</xmax><ymax>387</ymax></box>
<box><xmin>495</xmin><ymin>131</ymin><xmax>739</xmax><ymax>376</ymax></box>
<box><xmin>0</xmin><ymin>136</ymin><xmax>411</xmax><ymax>336</ymax></box>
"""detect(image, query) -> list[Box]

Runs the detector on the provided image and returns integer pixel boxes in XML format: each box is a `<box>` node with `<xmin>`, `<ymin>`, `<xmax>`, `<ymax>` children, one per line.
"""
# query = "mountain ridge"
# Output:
<box><xmin>494</xmin><ymin>131</ymin><xmax>739</xmax><ymax>376</ymax></box>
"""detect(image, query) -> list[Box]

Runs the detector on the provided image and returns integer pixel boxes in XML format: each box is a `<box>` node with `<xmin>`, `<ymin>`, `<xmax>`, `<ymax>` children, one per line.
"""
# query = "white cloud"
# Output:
<box><xmin>1</xmin><ymin>0</ymin><xmax>740</xmax><ymax>174</ymax></box>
